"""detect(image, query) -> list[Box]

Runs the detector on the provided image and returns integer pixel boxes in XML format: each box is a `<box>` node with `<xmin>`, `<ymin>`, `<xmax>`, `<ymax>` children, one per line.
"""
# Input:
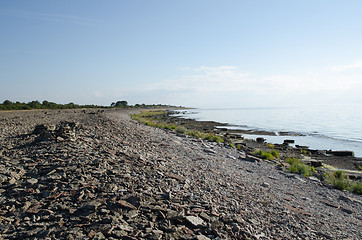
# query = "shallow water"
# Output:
<box><xmin>175</xmin><ymin>104</ymin><xmax>362</xmax><ymax>157</ymax></box>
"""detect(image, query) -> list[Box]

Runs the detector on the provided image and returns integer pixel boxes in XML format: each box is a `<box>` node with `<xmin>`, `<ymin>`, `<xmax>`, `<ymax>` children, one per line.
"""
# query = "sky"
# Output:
<box><xmin>1</xmin><ymin>0</ymin><xmax>362</xmax><ymax>108</ymax></box>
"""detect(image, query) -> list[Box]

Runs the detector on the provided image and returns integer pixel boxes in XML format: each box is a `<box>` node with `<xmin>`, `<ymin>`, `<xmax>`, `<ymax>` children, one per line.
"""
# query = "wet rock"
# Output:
<box><xmin>326</xmin><ymin>150</ymin><xmax>354</xmax><ymax>157</ymax></box>
<box><xmin>283</xmin><ymin>139</ymin><xmax>295</xmax><ymax>144</ymax></box>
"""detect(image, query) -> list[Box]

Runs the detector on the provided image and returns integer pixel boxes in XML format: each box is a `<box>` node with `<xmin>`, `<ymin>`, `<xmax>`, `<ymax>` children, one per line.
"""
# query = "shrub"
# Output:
<box><xmin>176</xmin><ymin>126</ymin><xmax>187</xmax><ymax>134</ymax></box>
<box><xmin>323</xmin><ymin>171</ymin><xmax>362</xmax><ymax>195</ymax></box>
<box><xmin>300</xmin><ymin>149</ymin><xmax>308</xmax><ymax>154</ymax></box>
<box><xmin>270</xmin><ymin>150</ymin><xmax>280</xmax><ymax>158</ymax></box>
<box><xmin>266</xmin><ymin>143</ymin><xmax>275</xmax><ymax>149</ymax></box>
<box><xmin>252</xmin><ymin>149</ymin><xmax>279</xmax><ymax>160</ymax></box>
<box><xmin>286</xmin><ymin>157</ymin><xmax>313</xmax><ymax>177</ymax></box>
<box><xmin>352</xmin><ymin>181</ymin><xmax>362</xmax><ymax>195</ymax></box>
<box><xmin>228</xmin><ymin>143</ymin><xmax>236</xmax><ymax>149</ymax></box>
<box><xmin>204</xmin><ymin>134</ymin><xmax>224</xmax><ymax>143</ymax></box>
<box><xmin>324</xmin><ymin>170</ymin><xmax>351</xmax><ymax>191</ymax></box>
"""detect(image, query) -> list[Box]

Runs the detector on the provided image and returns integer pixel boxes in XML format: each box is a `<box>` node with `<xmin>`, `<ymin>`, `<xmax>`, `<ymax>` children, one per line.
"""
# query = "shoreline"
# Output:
<box><xmin>172</xmin><ymin>108</ymin><xmax>362</xmax><ymax>158</ymax></box>
<box><xmin>0</xmin><ymin>108</ymin><xmax>361</xmax><ymax>239</ymax></box>
<box><xmin>166</xmin><ymin>110</ymin><xmax>362</xmax><ymax>173</ymax></box>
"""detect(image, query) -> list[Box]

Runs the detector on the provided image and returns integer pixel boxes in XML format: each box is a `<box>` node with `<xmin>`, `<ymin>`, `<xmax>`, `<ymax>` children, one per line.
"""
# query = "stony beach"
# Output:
<box><xmin>0</xmin><ymin>109</ymin><xmax>361</xmax><ymax>239</ymax></box>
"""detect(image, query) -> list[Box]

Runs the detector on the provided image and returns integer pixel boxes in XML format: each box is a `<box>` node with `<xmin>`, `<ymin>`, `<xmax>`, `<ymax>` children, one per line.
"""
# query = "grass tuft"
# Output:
<box><xmin>132</xmin><ymin>111</ymin><xmax>224</xmax><ymax>143</ymax></box>
<box><xmin>286</xmin><ymin>157</ymin><xmax>313</xmax><ymax>177</ymax></box>
<box><xmin>352</xmin><ymin>181</ymin><xmax>362</xmax><ymax>195</ymax></box>
<box><xmin>324</xmin><ymin>170</ymin><xmax>351</xmax><ymax>191</ymax></box>
<box><xmin>252</xmin><ymin>149</ymin><xmax>280</xmax><ymax>160</ymax></box>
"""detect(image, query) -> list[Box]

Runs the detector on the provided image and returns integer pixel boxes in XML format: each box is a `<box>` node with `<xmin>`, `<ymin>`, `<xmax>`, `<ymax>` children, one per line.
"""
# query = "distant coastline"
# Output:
<box><xmin>173</xmin><ymin>105</ymin><xmax>362</xmax><ymax>158</ymax></box>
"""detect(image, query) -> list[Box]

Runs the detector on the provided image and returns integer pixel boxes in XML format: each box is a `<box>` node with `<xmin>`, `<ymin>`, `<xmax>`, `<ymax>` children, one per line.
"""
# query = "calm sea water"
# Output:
<box><xmin>175</xmin><ymin>104</ymin><xmax>362</xmax><ymax>157</ymax></box>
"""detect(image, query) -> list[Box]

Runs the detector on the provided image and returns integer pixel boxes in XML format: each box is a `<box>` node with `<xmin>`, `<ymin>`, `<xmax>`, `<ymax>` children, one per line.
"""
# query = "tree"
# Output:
<box><xmin>28</xmin><ymin>101</ymin><xmax>41</xmax><ymax>109</ymax></box>
<box><xmin>3</xmin><ymin>100</ymin><xmax>12</xmax><ymax>105</ymax></box>
<box><xmin>115</xmin><ymin>101</ymin><xmax>128</xmax><ymax>107</ymax></box>
<box><xmin>42</xmin><ymin>100</ymin><xmax>50</xmax><ymax>108</ymax></box>
<box><xmin>111</xmin><ymin>102</ymin><xmax>116</xmax><ymax>107</ymax></box>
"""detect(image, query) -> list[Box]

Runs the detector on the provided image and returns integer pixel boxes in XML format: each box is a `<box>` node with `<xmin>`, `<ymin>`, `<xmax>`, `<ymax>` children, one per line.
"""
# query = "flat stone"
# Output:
<box><xmin>185</xmin><ymin>215</ymin><xmax>205</xmax><ymax>228</ymax></box>
<box><xmin>117</xmin><ymin>200</ymin><xmax>137</xmax><ymax>210</ymax></box>
<box><xmin>27</xmin><ymin>178</ymin><xmax>38</xmax><ymax>185</ymax></box>
<box><xmin>204</xmin><ymin>149</ymin><xmax>216</xmax><ymax>154</ymax></box>
<box><xmin>195</xmin><ymin>234</ymin><xmax>211</xmax><ymax>240</ymax></box>
<box><xmin>119</xmin><ymin>224</ymin><xmax>133</xmax><ymax>232</ymax></box>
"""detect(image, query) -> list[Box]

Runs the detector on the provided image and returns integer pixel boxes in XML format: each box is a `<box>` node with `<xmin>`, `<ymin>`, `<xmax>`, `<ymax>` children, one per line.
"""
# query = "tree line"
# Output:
<box><xmin>0</xmin><ymin>100</ymin><xmax>172</xmax><ymax>111</ymax></box>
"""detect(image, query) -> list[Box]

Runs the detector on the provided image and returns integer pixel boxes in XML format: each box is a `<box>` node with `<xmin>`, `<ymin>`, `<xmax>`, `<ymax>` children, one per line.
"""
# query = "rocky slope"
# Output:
<box><xmin>0</xmin><ymin>109</ymin><xmax>361</xmax><ymax>239</ymax></box>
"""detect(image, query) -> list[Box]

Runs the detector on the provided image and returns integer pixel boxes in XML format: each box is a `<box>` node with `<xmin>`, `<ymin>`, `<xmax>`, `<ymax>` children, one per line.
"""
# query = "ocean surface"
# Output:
<box><xmin>174</xmin><ymin>104</ymin><xmax>362</xmax><ymax>157</ymax></box>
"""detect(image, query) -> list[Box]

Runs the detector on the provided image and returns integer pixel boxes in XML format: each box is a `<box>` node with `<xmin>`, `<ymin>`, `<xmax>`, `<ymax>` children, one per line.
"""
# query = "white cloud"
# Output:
<box><xmin>326</xmin><ymin>61</ymin><xmax>362</xmax><ymax>72</ymax></box>
<box><xmin>146</xmin><ymin>66</ymin><xmax>252</xmax><ymax>92</ymax></box>
<box><xmin>98</xmin><ymin>65</ymin><xmax>362</xmax><ymax>108</ymax></box>
<box><xmin>145</xmin><ymin>66</ymin><xmax>360</xmax><ymax>94</ymax></box>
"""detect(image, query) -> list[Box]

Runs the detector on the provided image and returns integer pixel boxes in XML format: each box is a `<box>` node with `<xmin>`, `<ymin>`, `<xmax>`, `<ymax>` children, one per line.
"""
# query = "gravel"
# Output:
<box><xmin>0</xmin><ymin>108</ymin><xmax>361</xmax><ymax>239</ymax></box>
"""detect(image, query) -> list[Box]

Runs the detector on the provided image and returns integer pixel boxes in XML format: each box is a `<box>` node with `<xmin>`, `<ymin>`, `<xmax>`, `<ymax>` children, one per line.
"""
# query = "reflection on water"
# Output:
<box><xmin>175</xmin><ymin>104</ymin><xmax>362</xmax><ymax>157</ymax></box>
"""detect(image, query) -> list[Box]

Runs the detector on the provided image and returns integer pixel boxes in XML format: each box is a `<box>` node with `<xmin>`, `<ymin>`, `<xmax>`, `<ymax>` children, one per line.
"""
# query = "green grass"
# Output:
<box><xmin>300</xmin><ymin>149</ymin><xmax>308</xmax><ymax>154</ymax></box>
<box><xmin>286</xmin><ymin>157</ymin><xmax>313</xmax><ymax>177</ymax></box>
<box><xmin>266</xmin><ymin>143</ymin><xmax>275</xmax><ymax>149</ymax></box>
<box><xmin>175</xmin><ymin>126</ymin><xmax>187</xmax><ymax>134</ymax></box>
<box><xmin>324</xmin><ymin>170</ymin><xmax>352</xmax><ymax>191</ymax></box>
<box><xmin>131</xmin><ymin>110</ymin><xmax>179</xmax><ymax>131</ymax></box>
<box><xmin>323</xmin><ymin>170</ymin><xmax>362</xmax><ymax>195</ymax></box>
<box><xmin>252</xmin><ymin>149</ymin><xmax>280</xmax><ymax>160</ymax></box>
<box><xmin>187</xmin><ymin>130</ymin><xmax>224</xmax><ymax>143</ymax></box>
<box><xmin>132</xmin><ymin>111</ymin><xmax>224</xmax><ymax>143</ymax></box>
<box><xmin>352</xmin><ymin>181</ymin><xmax>362</xmax><ymax>195</ymax></box>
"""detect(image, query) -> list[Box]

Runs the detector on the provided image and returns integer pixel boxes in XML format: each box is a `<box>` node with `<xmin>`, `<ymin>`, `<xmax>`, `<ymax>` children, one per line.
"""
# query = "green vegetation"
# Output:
<box><xmin>111</xmin><ymin>101</ymin><xmax>128</xmax><ymax>108</ymax></box>
<box><xmin>175</xmin><ymin>126</ymin><xmax>187</xmax><ymax>134</ymax></box>
<box><xmin>286</xmin><ymin>157</ymin><xmax>314</xmax><ymax>177</ymax></box>
<box><xmin>323</xmin><ymin>170</ymin><xmax>362</xmax><ymax>195</ymax></box>
<box><xmin>324</xmin><ymin>170</ymin><xmax>351</xmax><ymax>191</ymax></box>
<box><xmin>266</xmin><ymin>143</ymin><xmax>275</xmax><ymax>149</ymax></box>
<box><xmin>228</xmin><ymin>143</ymin><xmax>236</xmax><ymax>149</ymax></box>
<box><xmin>132</xmin><ymin>111</ymin><xmax>224</xmax><ymax>143</ymax></box>
<box><xmin>252</xmin><ymin>149</ymin><xmax>280</xmax><ymax>160</ymax></box>
<box><xmin>0</xmin><ymin>100</ymin><xmax>174</xmax><ymax>111</ymax></box>
<box><xmin>352</xmin><ymin>181</ymin><xmax>362</xmax><ymax>195</ymax></box>
<box><xmin>300</xmin><ymin>149</ymin><xmax>308</xmax><ymax>154</ymax></box>
<box><xmin>0</xmin><ymin>100</ymin><xmax>103</xmax><ymax>110</ymax></box>
<box><xmin>187</xmin><ymin>131</ymin><xmax>224</xmax><ymax>143</ymax></box>
<box><xmin>131</xmin><ymin>110</ymin><xmax>179</xmax><ymax>131</ymax></box>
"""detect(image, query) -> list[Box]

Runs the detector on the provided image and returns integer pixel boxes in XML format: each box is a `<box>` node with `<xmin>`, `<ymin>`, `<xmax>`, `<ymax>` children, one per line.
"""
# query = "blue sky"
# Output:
<box><xmin>1</xmin><ymin>0</ymin><xmax>362</xmax><ymax>108</ymax></box>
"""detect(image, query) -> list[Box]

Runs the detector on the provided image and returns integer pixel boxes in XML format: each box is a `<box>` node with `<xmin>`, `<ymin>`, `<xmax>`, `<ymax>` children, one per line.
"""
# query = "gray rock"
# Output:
<box><xmin>27</xmin><ymin>178</ymin><xmax>38</xmax><ymax>185</ymax></box>
<box><xmin>185</xmin><ymin>215</ymin><xmax>205</xmax><ymax>228</ymax></box>
<box><xmin>195</xmin><ymin>234</ymin><xmax>211</xmax><ymax>240</ymax></box>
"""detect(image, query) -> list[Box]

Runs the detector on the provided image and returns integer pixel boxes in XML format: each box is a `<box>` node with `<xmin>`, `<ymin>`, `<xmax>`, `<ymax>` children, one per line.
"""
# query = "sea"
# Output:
<box><xmin>173</xmin><ymin>103</ymin><xmax>362</xmax><ymax>157</ymax></box>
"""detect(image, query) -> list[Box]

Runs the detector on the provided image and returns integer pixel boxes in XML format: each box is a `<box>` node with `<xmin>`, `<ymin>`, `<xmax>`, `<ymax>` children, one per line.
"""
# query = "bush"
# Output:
<box><xmin>176</xmin><ymin>126</ymin><xmax>187</xmax><ymax>134</ymax></box>
<box><xmin>286</xmin><ymin>157</ymin><xmax>313</xmax><ymax>177</ymax></box>
<box><xmin>252</xmin><ymin>149</ymin><xmax>280</xmax><ymax>160</ymax></box>
<box><xmin>300</xmin><ymin>149</ymin><xmax>308</xmax><ymax>154</ymax></box>
<box><xmin>352</xmin><ymin>181</ymin><xmax>362</xmax><ymax>195</ymax></box>
<box><xmin>266</xmin><ymin>143</ymin><xmax>275</xmax><ymax>149</ymax></box>
<box><xmin>204</xmin><ymin>134</ymin><xmax>224</xmax><ymax>143</ymax></box>
<box><xmin>324</xmin><ymin>170</ymin><xmax>351</xmax><ymax>191</ymax></box>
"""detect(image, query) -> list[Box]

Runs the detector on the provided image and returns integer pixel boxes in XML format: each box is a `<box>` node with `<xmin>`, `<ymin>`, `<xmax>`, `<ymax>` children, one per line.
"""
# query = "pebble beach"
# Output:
<box><xmin>0</xmin><ymin>109</ymin><xmax>361</xmax><ymax>239</ymax></box>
